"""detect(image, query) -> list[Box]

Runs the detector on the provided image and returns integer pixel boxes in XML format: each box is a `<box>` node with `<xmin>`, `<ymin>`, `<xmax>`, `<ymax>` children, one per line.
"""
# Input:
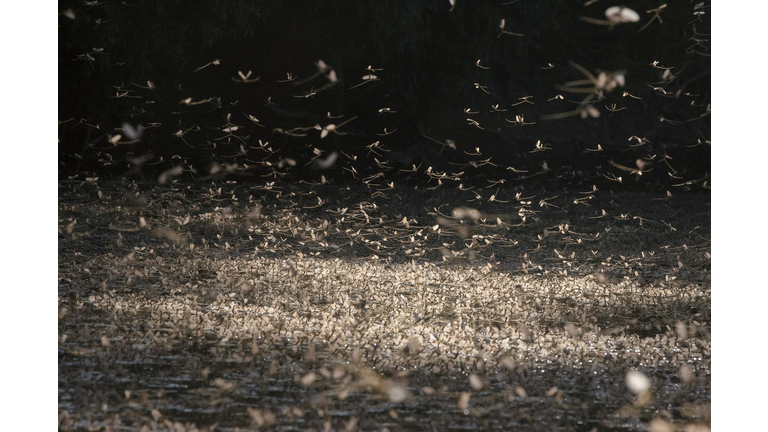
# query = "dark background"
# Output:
<box><xmin>58</xmin><ymin>0</ymin><xmax>710</xmax><ymax>190</ymax></box>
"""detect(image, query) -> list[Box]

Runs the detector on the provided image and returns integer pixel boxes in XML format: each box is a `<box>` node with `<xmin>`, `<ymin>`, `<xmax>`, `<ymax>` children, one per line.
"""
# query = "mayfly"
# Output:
<box><xmin>232</xmin><ymin>70</ymin><xmax>260</xmax><ymax>83</ymax></box>
<box><xmin>580</xmin><ymin>7</ymin><xmax>640</xmax><ymax>27</ymax></box>
<box><xmin>316</xmin><ymin>115</ymin><xmax>358</xmax><ymax>138</ymax></box>
<box><xmin>314</xmin><ymin>151</ymin><xmax>339</xmax><ymax>170</ymax></box>
<box><xmin>293</xmin><ymin>59</ymin><xmax>338</xmax><ymax>87</ymax></box>
<box><xmin>121</xmin><ymin>122</ymin><xmax>144</xmax><ymax>141</ymax></box>
<box><xmin>194</xmin><ymin>59</ymin><xmax>220</xmax><ymax>72</ymax></box>
<box><xmin>349</xmin><ymin>71</ymin><xmax>380</xmax><ymax>89</ymax></box>
<box><xmin>498</xmin><ymin>19</ymin><xmax>524</xmax><ymax>37</ymax></box>
<box><xmin>608</xmin><ymin>159</ymin><xmax>653</xmax><ymax>176</ymax></box>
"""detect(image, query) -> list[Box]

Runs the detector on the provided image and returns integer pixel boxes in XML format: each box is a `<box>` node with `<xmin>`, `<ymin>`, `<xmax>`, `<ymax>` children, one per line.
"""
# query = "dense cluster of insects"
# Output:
<box><xmin>59</xmin><ymin>2</ymin><xmax>710</xmax><ymax>431</ymax></box>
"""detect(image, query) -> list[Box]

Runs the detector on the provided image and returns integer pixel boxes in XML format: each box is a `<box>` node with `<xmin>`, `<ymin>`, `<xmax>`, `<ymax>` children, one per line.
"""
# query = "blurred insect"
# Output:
<box><xmin>506</xmin><ymin>114</ymin><xmax>535</xmax><ymax>126</ymax></box>
<box><xmin>121</xmin><ymin>122</ymin><xmax>144</xmax><ymax>141</ymax></box>
<box><xmin>373</xmin><ymin>158</ymin><xmax>391</xmax><ymax>170</ymax></box>
<box><xmin>75</xmin><ymin>52</ymin><xmax>97</xmax><ymax>68</ymax></box>
<box><xmin>578</xmin><ymin>105</ymin><xmax>600</xmax><ymax>119</ymax></box>
<box><xmin>215</xmin><ymin>114</ymin><xmax>246</xmax><ymax>144</ymax></box>
<box><xmin>349</xmin><ymin>66</ymin><xmax>382</xmax><ymax>89</ymax></box>
<box><xmin>627</xmin><ymin>135</ymin><xmax>651</xmax><ymax>148</ymax></box>
<box><xmin>273</xmin><ymin>126</ymin><xmax>311</xmax><ymax>137</ymax></box>
<box><xmin>585</xmin><ymin>144</ymin><xmax>604</xmax><ymax>152</ymax></box>
<box><xmin>468</xmin><ymin>157</ymin><xmax>496</xmax><ymax>168</ymax></box>
<box><xmin>75</xmin><ymin>48</ymin><xmax>108</xmax><ymax>68</ymax></box>
<box><xmin>506</xmin><ymin>166</ymin><xmax>528</xmax><ymax>174</ymax></box>
<box><xmin>498</xmin><ymin>19</ymin><xmax>524</xmax><ymax>37</ymax></box>
<box><xmin>179</xmin><ymin>97</ymin><xmax>213</xmax><ymax>106</ymax></box>
<box><xmin>510</xmin><ymin>96</ymin><xmax>534</xmax><ymax>106</ymax></box>
<box><xmin>132</xmin><ymin>81</ymin><xmax>155</xmax><ymax>90</ymax></box>
<box><xmin>474</xmin><ymin>82</ymin><xmax>490</xmax><ymax>94</ymax></box>
<box><xmin>313</xmin><ymin>151</ymin><xmax>339</xmax><ymax>170</ymax></box>
<box><xmin>466</xmin><ymin>118</ymin><xmax>484</xmax><ymax>130</ymax></box>
<box><xmin>193</xmin><ymin>59</ymin><xmax>220</xmax><ymax>72</ymax></box>
<box><xmin>581</xmin><ymin>7</ymin><xmax>640</xmax><ymax>27</ymax></box>
<box><xmin>82</xmin><ymin>1</ymin><xmax>105</xmax><ymax>9</ymax></box>
<box><xmin>639</xmin><ymin>4</ymin><xmax>667</xmax><ymax>33</ymax></box>
<box><xmin>318</xmin><ymin>124</ymin><xmax>335</xmax><ymax>138</ymax></box>
<box><xmin>293</xmin><ymin>88</ymin><xmax>317</xmax><ymax>98</ymax></box>
<box><xmin>687</xmin><ymin>34</ymin><xmax>710</xmax><ymax>56</ymax></box>
<box><xmin>691</xmin><ymin>2</ymin><xmax>708</xmax><ymax>23</ymax></box>
<box><xmin>658</xmin><ymin>116</ymin><xmax>682</xmax><ymax>125</ymax></box>
<box><xmin>158</xmin><ymin>166</ymin><xmax>183</xmax><ymax>184</ymax></box>
<box><xmin>316</xmin><ymin>115</ymin><xmax>358</xmax><ymax>138</ymax></box>
<box><xmin>377</xmin><ymin>128</ymin><xmax>396</xmax><ymax>136</ymax></box>
<box><xmin>93</xmin><ymin>18</ymin><xmax>112</xmax><ymax>28</ymax></box>
<box><xmin>232</xmin><ymin>70</ymin><xmax>260</xmax><ymax>83</ymax></box>
<box><xmin>605</xmin><ymin>6</ymin><xmax>640</xmax><ymax>23</ymax></box>
<box><xmin>529</xmin><ymin>140</ymin><xmax>551</xmax><ymax>153</ymax></box>
<box><xmin>276</xmin><ymin>73</ymin><xmax>296</xmax><ymax>83</ymax></box>
<box><xmin>544</xmin><ymin>62</ymin><xmax>625</xmax><ymax>120</ymax></box>
<box><xmin>488</xmin><ymin>189</ymin><xmax>508</xmax><ymax>203</ymax></box>
<box><xmin>366</xmin><ymin>141</ymin><xmax>387</xmax><ymax>157</ymax></box>
<box><xmin>293</xmin><ymin>59</ymin><xmax>339</xmax><ymax>94</ymax></box>
<box><xmin>243</xmin><ymin>113</ymin><xmax>265</xmax><ymax>128</ymax></box>
<box><xmin>626</xmin><ymin>370</ymin><xmax>652</xmax><ymax>396</ymax></box>
<box><xmin>172</xmin><ymin>126</ymin><xmax>199</xmax><ymax>148</ymax></box>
